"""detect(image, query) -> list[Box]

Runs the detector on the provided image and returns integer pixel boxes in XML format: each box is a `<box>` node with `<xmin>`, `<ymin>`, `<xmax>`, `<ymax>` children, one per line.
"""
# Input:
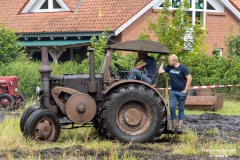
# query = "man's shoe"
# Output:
<box><xmin>172</xmin><ymin>120</ymin><xmax>178</xmax><ymax>133</ymax></box>
<box><xmin>177</xmin><ymin>120</ymin><xmax>184</xmax><ymax>134</ymax></box>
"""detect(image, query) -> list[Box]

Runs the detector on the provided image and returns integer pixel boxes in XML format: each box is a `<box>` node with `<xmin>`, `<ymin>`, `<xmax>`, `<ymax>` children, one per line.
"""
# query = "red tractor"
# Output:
<box><xmin>0</xmin><ymin>76</ymin><xmax>25</xmax><ymax>110</ymax></box>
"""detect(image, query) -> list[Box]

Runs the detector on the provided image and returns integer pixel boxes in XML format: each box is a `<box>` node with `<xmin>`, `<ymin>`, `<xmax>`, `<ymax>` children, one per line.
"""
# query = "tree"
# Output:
<box><xmin>148</xmin><ymin>0</ymin><xmax>206</xmax><ymax>55</ymax></box>
<box><xmin>0</xmin><ymin>23</ymin><xmax>25</xmax><ymax>64</ymax></box>
<box><xmin>226</xmin><ymin>27</ymin><xmax>240</xmax><ymax>57</ymax></box>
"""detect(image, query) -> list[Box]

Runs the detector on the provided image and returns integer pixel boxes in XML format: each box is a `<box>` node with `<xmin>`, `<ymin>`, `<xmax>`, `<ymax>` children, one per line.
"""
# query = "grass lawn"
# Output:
<box><xmin>0</xmin><ymin>100</ymin><xmax>239</xmax><ymax>159</ymax></box>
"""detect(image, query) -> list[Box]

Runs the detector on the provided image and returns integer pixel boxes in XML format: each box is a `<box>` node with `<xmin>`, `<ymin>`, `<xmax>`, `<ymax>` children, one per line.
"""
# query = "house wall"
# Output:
<box><xmin>120</xmin><ymin>9</ymin><xmax>158</xmax><ymax>42</ymax></box>
<box><xmin>119</xmin><ymin>8</ymin><xmax>239</xmax><ymax>56</ymax></box>
<box><xmin>205</xmin><ymin>9</ymin><xmax>239</xmax><ymax>55</ymax></box>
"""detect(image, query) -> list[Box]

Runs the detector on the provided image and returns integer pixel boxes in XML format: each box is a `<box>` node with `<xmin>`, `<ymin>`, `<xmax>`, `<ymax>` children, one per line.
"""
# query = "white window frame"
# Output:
<box><xmin>213</xmin><ymin>48</ymin><xmax>223</xmax><ymax>56</ymax></box>
<box><xmin>153</xmin><ymin>0</ymin><xmax>223</xmax><ymax>27</ymax></box>
<box><xmin>22</xmin><ymin>0</ymin><xmax>70</xmax><ymax>13</ymax></box>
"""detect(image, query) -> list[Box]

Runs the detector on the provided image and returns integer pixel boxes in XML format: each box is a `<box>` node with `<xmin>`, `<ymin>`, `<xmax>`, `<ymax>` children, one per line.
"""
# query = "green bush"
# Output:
<box><xmin>226</xmin><ymin>27</ymin><xmax>240</xmax><ymax>56</ymax></box>
<box><xmin>179</xmin><ymin>53</ymin><xmax>240</xmax><ymax>86</ymax></box>
<box><xmin>0</xmin><ymin>60</ymin><xmax>41</xmax><ymax>99</ymax></box>
<box><xmin>0</xmin><ymin>60</ymin><xmax>85</xmax><ymax>99</ymax></box>
<box><xmin>0</xmin><ymin>23</ymin><xmax>25</xmax><ymax>64</ymax></box>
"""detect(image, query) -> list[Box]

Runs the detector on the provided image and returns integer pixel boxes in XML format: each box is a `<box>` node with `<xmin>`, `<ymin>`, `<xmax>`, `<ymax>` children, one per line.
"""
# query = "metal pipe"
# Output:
<box><xmin>39</xmin><ymin>47</ymin><xmax>53</xmax><ymax>111</ymax></box>
<box><xmin>89</xmin><ymin>49</ymin><xmax>96</xmax><ymax>83</ymax></box>
<box><xmin>87</xmin><ymin>49</ymin><xmax>97</xmax><ymax>93</ymax></box>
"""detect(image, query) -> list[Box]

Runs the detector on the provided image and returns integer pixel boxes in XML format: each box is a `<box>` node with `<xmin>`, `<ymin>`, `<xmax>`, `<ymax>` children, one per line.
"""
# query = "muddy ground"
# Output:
<box><xmin>0</xmin><ymin>112</ymin><xmax>239</xmax><ymax>159</ymax></box>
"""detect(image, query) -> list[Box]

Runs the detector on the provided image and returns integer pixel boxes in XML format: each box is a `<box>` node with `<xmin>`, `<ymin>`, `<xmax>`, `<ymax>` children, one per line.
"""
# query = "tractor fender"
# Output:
<box><xmin>102</xmin><ymin>80</ymin><xmax>167</xmax><ymax>107</ymax></box>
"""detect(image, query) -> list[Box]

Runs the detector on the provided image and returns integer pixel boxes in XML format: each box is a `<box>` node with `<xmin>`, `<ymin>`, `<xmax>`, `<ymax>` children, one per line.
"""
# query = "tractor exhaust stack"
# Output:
<box><xmin>39</xmin><ymin>47</ymin><xmax>55</xmax><ymax>112</ymax></box>
<box><xmin>87</xmin><ymin>49</ymin><xmax>98</xmax><ymax>93</ymax></box>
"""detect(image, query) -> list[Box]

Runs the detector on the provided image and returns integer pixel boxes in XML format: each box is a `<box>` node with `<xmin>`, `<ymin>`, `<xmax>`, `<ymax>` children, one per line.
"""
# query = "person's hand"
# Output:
<box><xmin>161</xmin><ymin>55</ymin><xmax>165</xmax><ymax>60</ymax></box>
<box><xmin>182</xmin><ymin>90</ymin><xmax>187</xmax><ymax>94</ymax></box>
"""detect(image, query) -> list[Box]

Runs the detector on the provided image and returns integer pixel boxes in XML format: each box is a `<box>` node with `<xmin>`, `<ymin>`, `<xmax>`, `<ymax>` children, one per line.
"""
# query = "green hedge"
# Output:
<box><xmin>180</xmin><ymin>53</ymin><xmax>240</xmax><ymax>85</ymax></box>
<box><xmin>0</xmin><ymin>61</ymin><xmax>83</xmax><ymax>99</ymax></box>
<box><xmin>0</xmin><ymin>53</ymin><xmax>239</xmax><ymax>99</ymax></box>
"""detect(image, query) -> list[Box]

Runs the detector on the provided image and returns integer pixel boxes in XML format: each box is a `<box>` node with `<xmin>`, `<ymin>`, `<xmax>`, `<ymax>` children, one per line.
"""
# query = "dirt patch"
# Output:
<box><xmin>185</xmin><ymin>113</ymin><xmax>240</xmax><ymax>133</ymax></box>
<box><xmin>0</xmin><ymin>112</ymin><xmax>239</xmax><ymax>159</ymax></box>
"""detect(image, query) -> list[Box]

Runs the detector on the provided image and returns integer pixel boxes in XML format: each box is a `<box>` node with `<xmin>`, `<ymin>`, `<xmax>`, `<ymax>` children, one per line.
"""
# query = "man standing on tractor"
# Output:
<box><xmin>128</xmin><ymin>52</ymin><xmax>157</xmax><ymax>84</ymax></box>
<box><xmin>158</xmin><ymin>54</ymin><xmax>192</xmax><ymax>133</ymax></box>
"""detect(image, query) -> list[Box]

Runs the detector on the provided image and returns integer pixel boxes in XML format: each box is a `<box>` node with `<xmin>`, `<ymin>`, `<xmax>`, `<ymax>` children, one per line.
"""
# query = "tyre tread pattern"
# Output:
<box><xmin>98</xmin><ymin>84</ymin><xmax>166</xmax><ymax>142</ymax></box>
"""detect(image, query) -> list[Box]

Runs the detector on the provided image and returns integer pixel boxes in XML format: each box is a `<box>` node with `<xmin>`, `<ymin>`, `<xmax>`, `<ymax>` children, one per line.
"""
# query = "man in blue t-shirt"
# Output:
<box><xmin>129</xmin><ymin>52</ymin><xmax>157</xmax><ymax>84</ymax></box>
<box><xmin>158</xmin><ymin>54</ymin><xmax>192</xmax><ymax>133</ymax></box>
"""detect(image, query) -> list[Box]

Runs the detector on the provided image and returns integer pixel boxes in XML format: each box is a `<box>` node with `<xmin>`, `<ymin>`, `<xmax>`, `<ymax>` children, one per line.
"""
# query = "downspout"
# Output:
<box><xmin>74</xmin><ymin>0</ymin><xmax>83</xmax><ymax>14</ymax></box>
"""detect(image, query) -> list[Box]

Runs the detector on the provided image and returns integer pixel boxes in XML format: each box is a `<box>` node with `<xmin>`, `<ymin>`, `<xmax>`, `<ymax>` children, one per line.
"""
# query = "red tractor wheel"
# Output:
<box><xmin>15</xmin><ymin>93</ymin><xmax>26</xmax><ymax>109</ymax></box>
<box><xmin>0</xmin><ymin>93</ymin><xmax>14</xmax><ymax>110</ymax></box>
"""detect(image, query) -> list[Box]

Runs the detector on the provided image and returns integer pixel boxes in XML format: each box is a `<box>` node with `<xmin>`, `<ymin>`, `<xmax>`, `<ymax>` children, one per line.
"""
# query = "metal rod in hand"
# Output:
<box><xmin>152</xmin><ymin>58</ymin><xmax>165</xmax><ymax>85</ymax></box>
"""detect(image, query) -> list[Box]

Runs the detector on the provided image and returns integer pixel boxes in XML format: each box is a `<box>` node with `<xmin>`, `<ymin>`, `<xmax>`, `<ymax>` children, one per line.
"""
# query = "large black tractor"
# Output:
<box><xmin>20</xmin><ymin>40</ymin><xmax>173</xmax><ymax>143</ymax></box>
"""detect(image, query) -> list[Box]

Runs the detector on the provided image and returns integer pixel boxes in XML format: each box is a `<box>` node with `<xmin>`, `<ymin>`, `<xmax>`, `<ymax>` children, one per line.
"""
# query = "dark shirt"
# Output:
<box><xmin>164</xmin><ymin>64</ymin><xmax>190</xmax><ymax>92</ymax></box>
<box><xmin>143</xmin><ymin>56</ymin><xmax>157</xmax><ymax>77</ymax></box>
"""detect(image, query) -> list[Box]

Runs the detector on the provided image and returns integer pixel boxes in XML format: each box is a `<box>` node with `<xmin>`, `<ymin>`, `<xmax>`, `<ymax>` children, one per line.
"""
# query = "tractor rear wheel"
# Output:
<box><xmin>18</xmin><ymin>93</ymin><xmax>26</xmax><ymax>108</ymax></box>
<box><xmin>98</xmin><ymin>84</ymin><xmax>166</xmax><ymax>143</ymax></box>
<box><xmin>24</xmin><ymin>109</ymin><xmax>60</xmax><ymax>142</ymax></box>
<box><xmin>20</xmin><ymin>104</ymin><xmax>41</xmax><ymax>133</ymax></box>
<box><xmin>0</xmin><ymin>93</ymin><xmax>14</xmax><ymax>111</ymax></box>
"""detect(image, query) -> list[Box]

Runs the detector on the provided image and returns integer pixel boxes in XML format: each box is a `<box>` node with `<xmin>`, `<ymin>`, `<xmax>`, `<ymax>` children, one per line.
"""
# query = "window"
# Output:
<box><xmin>154</xmin><ymin>0</ymin><xmax>224</xmax><ymax>51</ymax></box>
<box><xmin>154</xmin><ymin>0</ymin><xmax>222</xmax><ymax>27</ymax></box>
<box><xmin>22</xmin><ymin>0</ymin><xmax>70</xmax><ymax>13</ymax></box>
<box><xmin>172</xmin><ymin>0</ymin><xmax>181</xmax><ymax>8</ymax></box>
<box><xmin>213</xmin><ymin>48</ymin><xmax>223</xmax><ymax>56</ymax></box>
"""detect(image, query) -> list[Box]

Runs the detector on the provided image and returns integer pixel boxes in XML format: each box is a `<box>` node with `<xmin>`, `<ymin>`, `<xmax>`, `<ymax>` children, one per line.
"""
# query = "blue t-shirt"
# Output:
<box><xmin>164</xmin><ymin>64</ymin><xmax>190</xmax><ymax>92</ymax></box>
<box><xmin>143</xmin><ymin>56</ymin><xmax>157</xmax><ymax>77</ymax></box>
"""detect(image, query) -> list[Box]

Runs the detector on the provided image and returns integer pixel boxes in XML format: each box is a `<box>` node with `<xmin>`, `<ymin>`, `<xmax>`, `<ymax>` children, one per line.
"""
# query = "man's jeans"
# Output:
<box><xmin>128</xmin><ymin>68</ymin><xmax>152</xmax><ymax>84</ymax></box>
<box><xmin>170</xmin><ymin>91</ymin><xmax>187</xmax><ymax>120</ymax></box>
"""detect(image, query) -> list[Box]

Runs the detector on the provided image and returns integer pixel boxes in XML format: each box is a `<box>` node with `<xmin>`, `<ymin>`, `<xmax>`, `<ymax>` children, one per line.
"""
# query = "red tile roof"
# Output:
<box><xmin>229</xmin><ymin>0</ymin><xmax>240</xmax><ymax>12</ymax></box>
<box><xmin>0</xmin><ymin>0</ymin><xmax>152</xmax><ymax>34</ymax></box>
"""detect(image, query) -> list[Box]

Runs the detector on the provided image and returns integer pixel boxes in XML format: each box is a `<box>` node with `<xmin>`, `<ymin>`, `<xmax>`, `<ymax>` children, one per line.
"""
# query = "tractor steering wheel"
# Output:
<box><xmin>114</xmin><ymin>63</ymin><xmax>125</xmax><ymax>71</ymax></box>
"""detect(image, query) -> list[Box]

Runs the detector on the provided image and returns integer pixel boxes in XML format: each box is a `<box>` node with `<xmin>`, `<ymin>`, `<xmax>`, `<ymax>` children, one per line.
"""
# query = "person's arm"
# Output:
<box><xmin>182</xmin><ymin>74</ymin><xmax>192</xmax><ymax>94</ymax></box>
<box><xmin>135</xmin><ymin>62</ymin><xmax>146</xmax><ymax>70</ymax></box>
<box><xmin>134</xmin><ymin>57</ymin><xmax>140</xmax><ymax>66</ymax></box>
<box><xmin>158</xmin><ymin>56</ymin><xmax>166</xmax><ymax>74</ymax></box>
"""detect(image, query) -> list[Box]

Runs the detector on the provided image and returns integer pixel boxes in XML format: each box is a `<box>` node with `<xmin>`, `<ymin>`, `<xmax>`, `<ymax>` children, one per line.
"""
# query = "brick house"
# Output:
<box><xmin>0</xmin><ymin>0</ymin><xmax>239</xmax><ymax>63</ymax></box>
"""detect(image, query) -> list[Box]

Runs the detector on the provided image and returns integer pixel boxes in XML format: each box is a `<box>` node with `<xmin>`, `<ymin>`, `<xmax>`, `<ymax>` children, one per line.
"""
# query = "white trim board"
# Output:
<box><xmin>22</xmin><ymin>0</ymin><xmax>70</xmax><ymax>13</ymax></box>
<box><xmin>220</xmin><ymin>0</ymin><xmax>240</xmax><ymax>21</ymax></box>
<box><xmin>114</xmin><ymin>0</ymin><xmax>160</xmax><ymax>36</ymax></box>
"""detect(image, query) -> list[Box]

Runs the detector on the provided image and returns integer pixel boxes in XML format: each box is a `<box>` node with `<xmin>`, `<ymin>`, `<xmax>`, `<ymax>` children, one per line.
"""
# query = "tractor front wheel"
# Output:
<box><xmin>0</xmin><ymin>93</ymin><xmax>14</xmax><ymax>110</ymax></box>
<box><xmin>20</xmin><ymin>104</ymin><xmax>41</xmax><ymax>133</ymax></box>
<box><xmin>98</xmin><ymin>84</ymin><xmax>166</xmax><ymax>143</ymax></box>
<box><xmin>24</xmin><ymin>109</ymin><xmax>60</xmax><ymax>142</ymax></box>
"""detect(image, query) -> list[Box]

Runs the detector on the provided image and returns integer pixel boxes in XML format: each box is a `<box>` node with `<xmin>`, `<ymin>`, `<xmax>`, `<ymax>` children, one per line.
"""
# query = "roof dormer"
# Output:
<box><xmin>22</xmin><ymin>0</ymin><xmax>70</xmax><ymax>13</ymax></box>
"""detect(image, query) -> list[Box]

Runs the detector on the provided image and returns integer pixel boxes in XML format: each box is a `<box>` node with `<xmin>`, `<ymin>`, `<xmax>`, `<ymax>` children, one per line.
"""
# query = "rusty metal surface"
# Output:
<box><xmin>116</xmin><ymin>101</ymin><xmax>151</xmax><ymax>135</ymax></box>
<box><xmin>34</xmin><ymin>118</ymin><xmax>56</xmax><ymax>142</ymax></box>
<box><xmin>185</xmin><ymin>95</ymin><xmax>223</xmax><ymax>111</ymax></box>
<box><xmin>196</xmin><ymin>89</ymin><xmax>213</xmax><ymax>96</ymax></box>
<box><xmin>51</xmin><ymin>87</ymin><xmax>80</xmax><ymax>114</ymax></box>
<box><xmin>65</xmin><ymin>93</ymin><xmax>96</xmax><ymax>124</ymax></box>
<box><xmin>63</xmin><ymin>75</ymin><xmax>99</xmax><ymax>93</ymax></box>
<box><xmin>103</xmin><ymin>49</ymin><xmax>114</xmax><ymax>84</ymax></box>
<box><xmin>108</xmin><ymin>40</ymin><xmax>171</xmax><ymax>54</ymax></box>
<box><xmin>88</xmin><ymin>49</ymin><xmax>98</xmax><ymax>93</ymax></box>
<box><xmin>124</xmin><ymin>108</ymin><xmax>142</xmax><ymax>126</ymax></box>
